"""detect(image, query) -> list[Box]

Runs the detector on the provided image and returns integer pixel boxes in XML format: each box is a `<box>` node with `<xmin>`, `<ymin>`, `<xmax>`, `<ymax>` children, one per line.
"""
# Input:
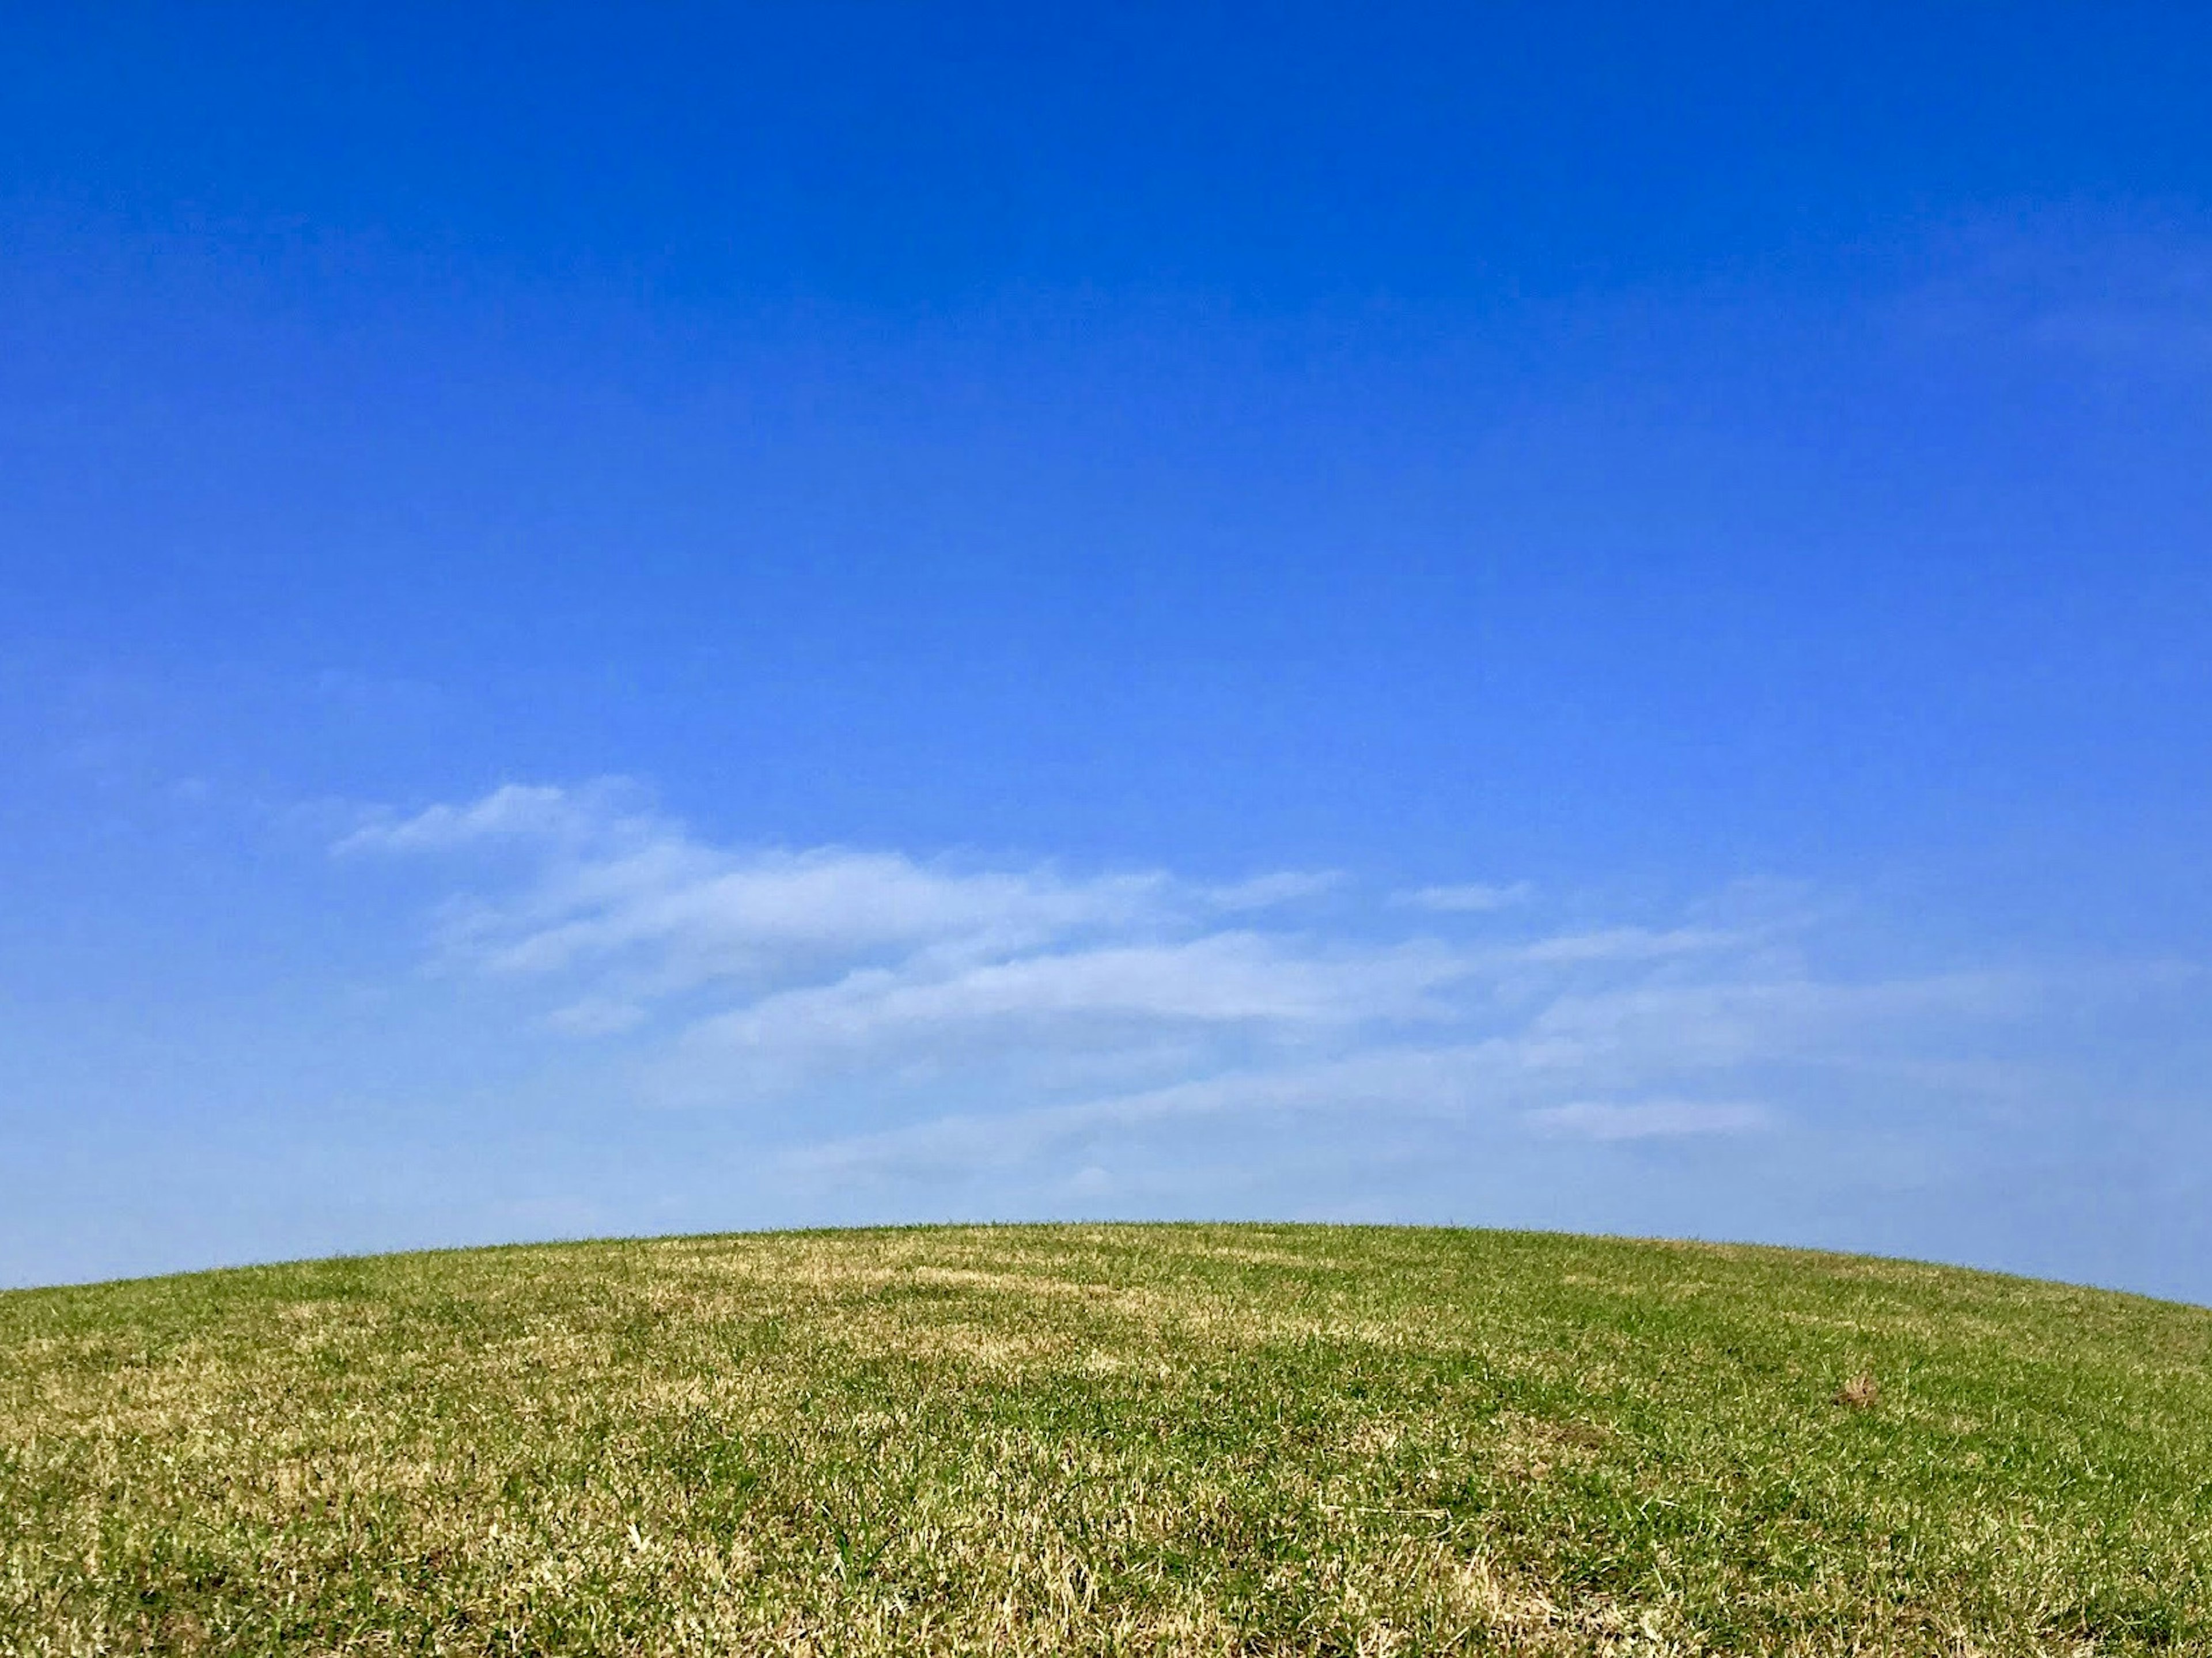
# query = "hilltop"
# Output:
<box><xmin>4</xmin><ymin>1224</ymin><xmax>2208</xmax><ymax>1653</ymax></box>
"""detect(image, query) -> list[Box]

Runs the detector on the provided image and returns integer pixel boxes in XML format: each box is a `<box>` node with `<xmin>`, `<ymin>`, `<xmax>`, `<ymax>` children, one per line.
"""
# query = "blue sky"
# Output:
<box><xmin>3</xmin><ymin>3</ymin><xmax>2209</xmax><ymax>1297</ymax></box>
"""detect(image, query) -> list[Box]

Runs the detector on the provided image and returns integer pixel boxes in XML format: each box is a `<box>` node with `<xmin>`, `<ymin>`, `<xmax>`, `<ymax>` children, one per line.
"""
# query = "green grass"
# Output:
<box><xmin>3</xmin><ymin>1225</ymin><xmax>2209</xmax><ymax>1655</ymax></box>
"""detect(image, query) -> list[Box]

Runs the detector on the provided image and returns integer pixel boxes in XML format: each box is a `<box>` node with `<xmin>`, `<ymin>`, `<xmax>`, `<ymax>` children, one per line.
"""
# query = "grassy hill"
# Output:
<box><xmin>3</xmin><ymin>1225</ymin><xmax>2209</xmax><ymax>1655</ymax></box>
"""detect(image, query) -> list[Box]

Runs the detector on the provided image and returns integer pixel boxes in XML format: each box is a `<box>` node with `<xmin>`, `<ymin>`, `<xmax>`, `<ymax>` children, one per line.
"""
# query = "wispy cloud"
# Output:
<box><xmin>345</xmin><ymin>782</ymin><xmax>2058</xmax><ymax>1193</ymax></box>
<box><xmin>684</xmin><ymin>933</ymin><xmax>1469</xmax><ymax>1058</ymax></box>
<box><xmin>782</xmin><ymin>1044</ymin><xmax>1521</xmax><ymax>1181</ymax></box>
<box><xmin>1396</xmin><ymin>880</ymin><xmax>1533</xmax><ymax>913</ymax></box>
<box><xmin>338</xmin><ymin>781</ymin><xmax>622</xmax><ymax>853</ymax></box>
<box><xmin>1512</xmin><ymin>925</ymin><xmax>1740</xmax><ymax>964</ymax></box>
<box><xmin>1525</xmin><ymin>1099</ymin><xmax>1772</xmax><ymax>1140</ymax></box>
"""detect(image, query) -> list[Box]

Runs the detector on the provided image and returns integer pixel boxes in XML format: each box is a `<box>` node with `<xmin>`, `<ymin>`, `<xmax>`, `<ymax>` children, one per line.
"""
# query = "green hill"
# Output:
<box><xmin>4</xmin><ymin>1225</ymin><xmax>2208</xmax><ymax>1655</ymax></box>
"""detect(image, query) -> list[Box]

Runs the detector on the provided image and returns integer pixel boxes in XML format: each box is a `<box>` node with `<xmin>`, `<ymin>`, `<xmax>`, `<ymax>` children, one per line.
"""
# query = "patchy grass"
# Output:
<box><xmin>3</xmin><ymin>1224</ymin><xmax>2209</xmax><ymax>1655</ymax></box>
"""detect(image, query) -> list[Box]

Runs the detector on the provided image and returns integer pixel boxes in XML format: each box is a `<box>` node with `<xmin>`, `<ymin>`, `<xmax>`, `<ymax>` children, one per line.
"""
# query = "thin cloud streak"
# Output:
<box><xmin>1526</xmin><ymin>1100</ymin><xmax>1774</xmax><ymax>1140</ymax></box>
<box><xmin>1396</xmin><ymin>881</ymin><xmax>1533</xmax><ymax>913</ymax></box>
<box><xmin>347</xmin><ymin>782</ymin><xmax>2066</xmax><ymax>1194</ymax></box>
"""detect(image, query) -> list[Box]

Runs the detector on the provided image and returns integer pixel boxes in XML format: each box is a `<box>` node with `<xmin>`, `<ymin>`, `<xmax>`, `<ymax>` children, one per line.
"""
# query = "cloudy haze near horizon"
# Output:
<box><xmin>4</xmin><ymin>5</ymin><xmax>2210</xmax><ymax>1297</ymax></box>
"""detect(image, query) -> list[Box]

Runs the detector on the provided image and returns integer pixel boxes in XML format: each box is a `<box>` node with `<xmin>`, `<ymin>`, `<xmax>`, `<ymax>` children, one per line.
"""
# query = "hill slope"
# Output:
<box><xmin>4</xmin><ymin>1224</ymin><xmax>2209</xmax><ymax>1654</ymax></box>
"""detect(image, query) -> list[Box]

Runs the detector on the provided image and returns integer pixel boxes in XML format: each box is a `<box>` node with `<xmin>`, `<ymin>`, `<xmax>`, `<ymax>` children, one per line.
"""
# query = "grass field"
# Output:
<box><xmin>3</xmin><ymin>1224</ymin><xmax>2209</xmax><ymax>1655</ymax></box>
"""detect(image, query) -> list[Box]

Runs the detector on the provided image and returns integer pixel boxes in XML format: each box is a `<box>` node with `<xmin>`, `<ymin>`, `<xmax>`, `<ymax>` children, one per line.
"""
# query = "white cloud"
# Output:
<box><xmin>338</xmin><ymin>781</ymin><xmax>632</xmax><ymax>854</ymax></box>
<box><xmin>1513</xmin><ymin>925</ymin><xmax>1740</xmax><ymax>964</ymax></box>
<box><xmin>782</xmin><ymin>1044</ymin><xmax>1520</xmax><ymax>1180</ymax></box>
<box><xmin>541</xmin><ymin>996</ymin><xmax>650</xmax><ymax>1038</ymax></box>
<box><xmin>465</xmin><ymin>847</ymin><xmax>1171</xmax><ymax>983</ymax></box>
<box><xmin>683</xmin><ymin>934</ymin><xmax>1469</xmax><ymax>1062</ymax></box>
<box><xmin>1205</xmin><ymin>870</ymin><xmax>1343</xmax><ymax>911</ymax></box>
<box><xmin>349</xmin><ymin>788</ymin><xmax>1182</xmax><ymax>996</ymax></box>
<box><xmin>1513</xmin><ymin>970</ymin><xmax>2036</xmax><ymax>1074</ymax></box>
<box><xmin>1524</xmin><ymin>1100</ymin><xmax>1773</xmax><ymax>1140</ymax></box>
<box><xmin>1396</xmin><ymin>881</ymin><xmax>1533</xmax><ymax>913</ymax></box>
<box><xmin>347</xmin><ymin>782</ymin><xmax>2059</xmax><ymax>1192</ymax></box>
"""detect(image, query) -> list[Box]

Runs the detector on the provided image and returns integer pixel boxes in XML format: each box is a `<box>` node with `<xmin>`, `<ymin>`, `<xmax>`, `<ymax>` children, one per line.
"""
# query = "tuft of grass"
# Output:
<box><xmin>1832</xmin><ymin>1371</ymin><xmax>1882</xmax><ymax>1411</ymax></box>
<box><xmin>2</xmin><ymin>1223</ymin><xmax>2208</xmax><ymax>1655</ymax></box>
